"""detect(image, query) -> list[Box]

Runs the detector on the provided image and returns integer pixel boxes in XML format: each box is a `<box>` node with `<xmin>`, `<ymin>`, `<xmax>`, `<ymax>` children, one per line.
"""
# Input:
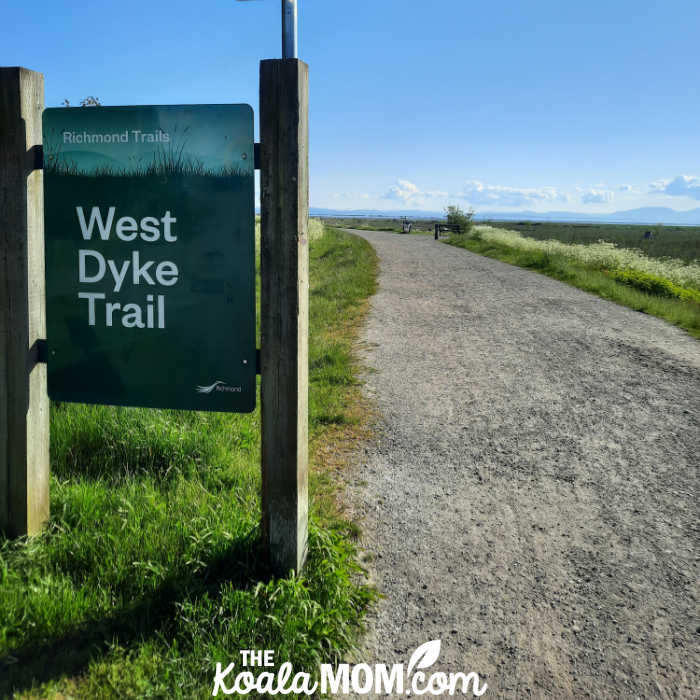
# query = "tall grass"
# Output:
<box><xmin>0</xmin><ymin>227</ymin><xmax>378</xmax><ymax>698</ymax></box>
<box><xmin>472</xmin><ymin>225</ymin><xmax>700</xmax><ymax>290</ymax></box>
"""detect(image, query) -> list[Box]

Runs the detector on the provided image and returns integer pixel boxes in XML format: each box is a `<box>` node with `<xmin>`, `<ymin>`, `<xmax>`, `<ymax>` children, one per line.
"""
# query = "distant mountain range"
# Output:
<box><xmin>307</xmin><ymin>206</ymin><xmax>700</xmax><ymax>226</ymax></box>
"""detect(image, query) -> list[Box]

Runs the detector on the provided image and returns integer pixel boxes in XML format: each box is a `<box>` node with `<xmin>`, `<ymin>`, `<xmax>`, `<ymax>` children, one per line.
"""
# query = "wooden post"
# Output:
<box><xmin>0</xmin><ymin>67</ymin><xmax>50</xmax><ymax>537</ymax></box>
<box><xmin>259</xmin><ymin>58</ymin><xmax>309</xmax><ymax>574</ymax></box>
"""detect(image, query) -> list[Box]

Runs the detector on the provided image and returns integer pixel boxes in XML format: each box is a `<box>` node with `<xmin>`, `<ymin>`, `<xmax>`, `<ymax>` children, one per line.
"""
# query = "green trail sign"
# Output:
<box><xmin>43</xmin><ymin>104</ymin><xmax>256</xmax><ymax>412</ymax></box>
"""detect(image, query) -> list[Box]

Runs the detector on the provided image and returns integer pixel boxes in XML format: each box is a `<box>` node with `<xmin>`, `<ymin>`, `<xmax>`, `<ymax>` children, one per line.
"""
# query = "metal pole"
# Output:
<box><xmin>282</xmin><ymin>0</ymin><xmax>297</xmax><ymax>58</ymax></box>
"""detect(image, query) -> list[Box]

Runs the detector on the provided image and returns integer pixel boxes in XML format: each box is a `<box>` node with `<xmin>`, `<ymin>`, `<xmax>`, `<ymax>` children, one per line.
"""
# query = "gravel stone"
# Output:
<box><xmin>343</xmin><ymin>230</ymin><xmax>699</xmax><ymax>699</ymax></box>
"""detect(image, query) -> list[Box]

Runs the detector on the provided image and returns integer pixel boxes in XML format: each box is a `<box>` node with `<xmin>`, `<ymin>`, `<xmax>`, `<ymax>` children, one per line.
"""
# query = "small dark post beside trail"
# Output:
<box><xmin>0</xmin><ymin>67</ymin><xmax>50</xmax><ymax>537</ymax></box>
<box><xmin>260</xmin><ymin>58</ymin><xmax>310</xmax><ymax>575</ymax></box>
<box><xmin>434</xmin><ymin>223</ymin><xmax>461</xmax><ymax>240</ymax></box>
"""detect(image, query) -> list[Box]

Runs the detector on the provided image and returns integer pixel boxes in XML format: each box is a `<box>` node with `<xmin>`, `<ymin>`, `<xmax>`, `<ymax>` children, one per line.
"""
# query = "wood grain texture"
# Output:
<box><xmin>0</xmin><ymin>67</ymin><xmax>49</xmax><ymax>537</ymax></box>
<box><xmin>260</xmin><ymin>59</ymin><xmax>309</xmax><ymax>574</ymax></box>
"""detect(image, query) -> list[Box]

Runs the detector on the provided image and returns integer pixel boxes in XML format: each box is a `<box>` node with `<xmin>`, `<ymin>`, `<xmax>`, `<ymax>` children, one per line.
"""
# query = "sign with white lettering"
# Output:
<box><xmin>43</xmin><ymin>105</ymin><xmax>256</xmax><ymax>411</ymax></box>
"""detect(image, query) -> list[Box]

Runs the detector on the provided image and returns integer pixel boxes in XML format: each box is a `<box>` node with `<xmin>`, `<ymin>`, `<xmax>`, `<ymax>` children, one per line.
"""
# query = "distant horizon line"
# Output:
<box><xmin>294</xmin><ymin>205</ymin><xmax>700</xmax><ymax>227</ymax></box>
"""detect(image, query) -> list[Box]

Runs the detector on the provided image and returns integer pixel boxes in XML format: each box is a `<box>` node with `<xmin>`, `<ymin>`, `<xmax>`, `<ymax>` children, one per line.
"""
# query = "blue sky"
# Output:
<box><xmin>5</xmin><ymin>0</ymin><xmax>700</xmax><ymax>214</ymax></box>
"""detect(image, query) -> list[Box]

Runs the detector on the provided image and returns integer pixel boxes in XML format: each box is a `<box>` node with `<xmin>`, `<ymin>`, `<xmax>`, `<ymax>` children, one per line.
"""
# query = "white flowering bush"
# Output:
<box><xmin>474</xmin><ymin>225</ymin><xmax>700</xmax><ymax>291</ymax></box>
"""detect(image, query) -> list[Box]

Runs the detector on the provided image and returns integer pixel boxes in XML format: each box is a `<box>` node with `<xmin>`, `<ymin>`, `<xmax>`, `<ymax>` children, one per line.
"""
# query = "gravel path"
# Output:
<box><xmin>343</xmin><ymin>230</ymin><xmax>699</xmax><ymax>699</ymax></box>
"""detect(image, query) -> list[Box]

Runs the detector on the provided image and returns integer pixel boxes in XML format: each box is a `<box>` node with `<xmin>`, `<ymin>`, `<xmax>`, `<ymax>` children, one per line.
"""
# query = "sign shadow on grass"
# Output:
<box><xmin>0</xmin><ymin>527</ymin><xmax>272</xmax><ymax>695</ymax></box>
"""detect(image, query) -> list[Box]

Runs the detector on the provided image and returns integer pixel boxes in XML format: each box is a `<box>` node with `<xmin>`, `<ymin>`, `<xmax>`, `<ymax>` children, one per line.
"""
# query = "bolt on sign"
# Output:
<box><xmin>43</xmin><ymin>105</ymin><xmax>256</xmax><ymax>411</ymax></box>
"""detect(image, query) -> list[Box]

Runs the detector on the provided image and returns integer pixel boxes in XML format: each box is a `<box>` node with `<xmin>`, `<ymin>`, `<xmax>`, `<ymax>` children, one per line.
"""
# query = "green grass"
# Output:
<box><xmin>444</xmin><ymin>234</ymin><xmax>700</xmax><ymax>339</ymax></box>
<box><xmin>0</xmin><ymin>227</ymin><xmax>378</xmax><ymax>699</ymax></box>
<box><xmin>321</xmin><ymin>217</ymin><xmax>435</xmax><ymax>235</ymax></box>
<box><xmin>309</xmin><ymin>229</ymin><xmax>377</xmax><ymax>428</ymax></box>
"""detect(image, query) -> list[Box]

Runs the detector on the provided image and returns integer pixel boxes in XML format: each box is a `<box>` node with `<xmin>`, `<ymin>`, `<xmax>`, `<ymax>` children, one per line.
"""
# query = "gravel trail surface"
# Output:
<box><xmin>343</xmin><ymin>230</ymin><xmax>699</xmax><ymax>699</ymax></box>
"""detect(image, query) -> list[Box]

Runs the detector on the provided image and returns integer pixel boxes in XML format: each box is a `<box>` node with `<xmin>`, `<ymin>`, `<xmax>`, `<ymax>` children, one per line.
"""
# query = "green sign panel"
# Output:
<box><xmin>43</xmin><ymin>104</ymin><xmax>256</xmax><ymax>412</ymax></box>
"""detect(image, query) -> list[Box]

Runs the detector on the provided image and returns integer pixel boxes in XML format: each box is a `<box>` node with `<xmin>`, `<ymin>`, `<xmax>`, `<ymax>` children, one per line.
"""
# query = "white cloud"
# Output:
<box><xmin>618</xmin><ymin>184</ymin><xmax>637</xmax><ymax>193</ymax></box>
<box><xmin>456</xmin><ymin>181</ymin><xmax>569</xmax><ymax>207</ymax></box>
<box><xmin>649</xmin><ymin>179</ymin><xmax>670</xmax><ymax>193</ymax></box>
<box><xmin>383</xmin><ymin>179</ymin><xmax>447</xmax><ymax>204</ymax></box>
<box><xmin>650</xmin><ymin>174</ymin><xmax>700</xmax><ymax>199</ymax></box>
<box><xmin>579</xmin><ymin>188</ymin><xmax>614</xmax><ymax>204</ymax></box>
<box><xmin>385</xmin><ymin>179</ymin><xmax>420</xmax><ymax>201</ymax></box>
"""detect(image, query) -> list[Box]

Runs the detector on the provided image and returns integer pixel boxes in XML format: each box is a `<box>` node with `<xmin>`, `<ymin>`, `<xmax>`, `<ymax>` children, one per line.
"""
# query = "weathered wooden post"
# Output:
<box><xmin>0</xmin><ymin>67</ymin><xmax>50</xmax><ymax>537</ymax></box>
<box><xmin>259</xmin><ymin>57</ymin><xmax>309</xmax><ymax>574</ymax></box>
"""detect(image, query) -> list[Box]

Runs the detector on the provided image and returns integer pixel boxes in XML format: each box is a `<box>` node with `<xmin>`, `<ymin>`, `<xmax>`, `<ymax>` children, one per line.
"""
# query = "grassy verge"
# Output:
<box><xmin>0</xmin><ymin>227</ymin><xmax>378</xmax><ymax>698</ymax></box>
<box><xmin>444</xmin><ymin>232</ymin><xmax>700</xmax><ymax>339</ymax></box>
<box><xmin>307</xmin><ymin>230</ymin><xmax>378</xmax><ymax>530</ymax></box>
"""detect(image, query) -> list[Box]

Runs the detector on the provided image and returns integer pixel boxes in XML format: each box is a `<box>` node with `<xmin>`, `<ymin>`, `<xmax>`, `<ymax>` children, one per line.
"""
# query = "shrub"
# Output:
<box><xmin>609</xmin><ymin>268</ymin><xmax>700</xmax><ymax>303</ymax></box>
<box><xmin>445</xmin><ymin>204</ymin><xmax>474</xmax><ymax>236</ymax></box>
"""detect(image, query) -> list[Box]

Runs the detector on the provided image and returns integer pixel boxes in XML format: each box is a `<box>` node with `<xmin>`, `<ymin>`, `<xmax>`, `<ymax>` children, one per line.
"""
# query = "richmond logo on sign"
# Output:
<box><xmin>196</xmin><ymin>381</ymin><xmax>242</xmax><ymax>394</ymax></box>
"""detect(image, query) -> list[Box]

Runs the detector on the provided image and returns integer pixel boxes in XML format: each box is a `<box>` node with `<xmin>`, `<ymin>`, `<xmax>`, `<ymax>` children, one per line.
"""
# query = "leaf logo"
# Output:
<box><xmin>196</xmin><ymin>381</ymin><xmax>226</xmax><ymax>394</ymax></box>
<box><xmin>406</xmin><ymin>639</ymin><xmax>442</xmax><ymax>677</ymax></box>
